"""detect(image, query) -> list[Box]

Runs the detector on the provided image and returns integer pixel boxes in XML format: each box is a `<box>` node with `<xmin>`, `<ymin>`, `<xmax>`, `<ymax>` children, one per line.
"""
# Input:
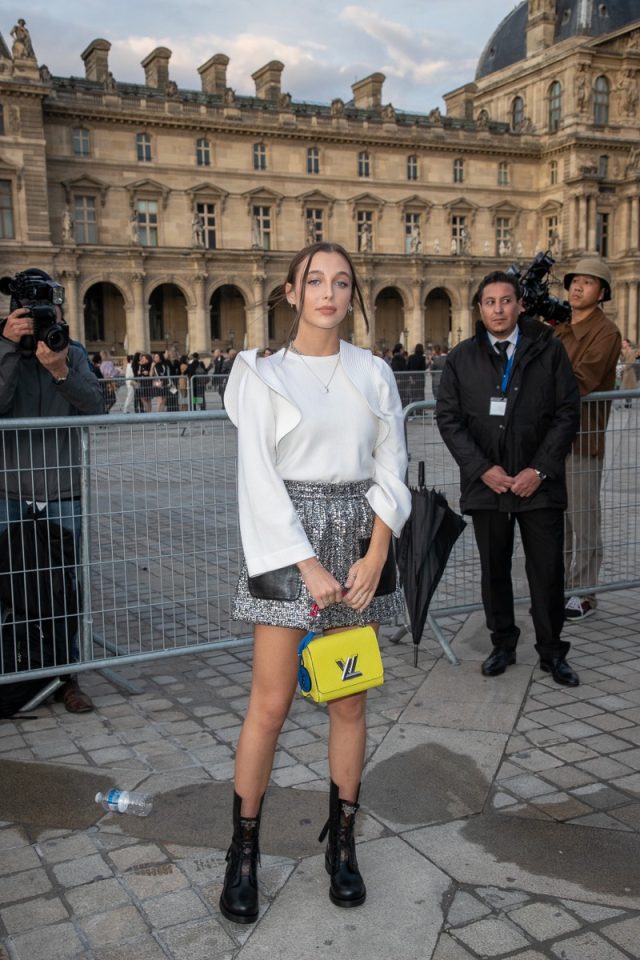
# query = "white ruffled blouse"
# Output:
<box><xmin>224</xmin><ymin>340</ymin><xmax>411</xmax><ymax>577</ymax></box>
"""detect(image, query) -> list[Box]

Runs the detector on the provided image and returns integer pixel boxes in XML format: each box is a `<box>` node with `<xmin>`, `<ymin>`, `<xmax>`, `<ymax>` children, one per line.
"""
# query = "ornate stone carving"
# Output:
<box><xmin>382</xmin><ymin>103</ymin><xmax>396</xmax><ymax>121</ymax></box>
<box><xmin>62</xmin><ymin>205</ymin><xmax>74</xmax><ymax>243</ymax></box>
<box><xmin>331</xmin><ymin>98</ymin><xmax>345</xmax><ymax>117</ymax></box>
<box><xmin>11</xmin><ymin>19</ymin><xmax>35</xmax><ymax>59</ymax></box>
<box><xmin>575</xmin><ymin>64</ymin><xmax>590</xmax><ymax>113</ymax></box>
<box><xmin>129</xmin><ymin>213</ymin><xmax>140</xmax><ymax>245</ymax></box>
<box><xmin>617</xmin><ymin>69</ymin><xmax>638</xmax><ymax>118</ymax></box>
<box><xmin>408</xmin><ymin>220</ymin><xmax>421</xmax><ymax>254</ymax></box>
<box><xmin>191</xmin><ymin>211</ymin><xmax>205</xmax><ymax>248</ymax></box>
<box><xmin>39</xmin><ymin>63</ymin><xmax>51</xmax><ymax>82</ymax></box>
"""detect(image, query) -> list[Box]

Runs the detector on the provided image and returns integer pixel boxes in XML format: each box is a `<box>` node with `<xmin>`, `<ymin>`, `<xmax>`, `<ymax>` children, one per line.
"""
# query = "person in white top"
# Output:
<box><xmin>219</xmin><ymin>242</ymin><xmax>411</xmax><ymax>924</ymax></box>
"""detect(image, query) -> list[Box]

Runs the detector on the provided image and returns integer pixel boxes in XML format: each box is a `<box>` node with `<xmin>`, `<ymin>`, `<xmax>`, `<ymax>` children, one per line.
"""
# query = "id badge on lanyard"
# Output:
<box><xmin>489</xmin><ymin>336</ymin><xmax>518</xmax><ymax>416</ymax></box>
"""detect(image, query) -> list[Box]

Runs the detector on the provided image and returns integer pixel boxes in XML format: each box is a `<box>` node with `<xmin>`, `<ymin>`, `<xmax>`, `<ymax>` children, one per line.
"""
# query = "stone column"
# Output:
<box><xmin>629</xmin><ymin>197</ymin><xmax>640</xmax><ymax>250</ymax></box>
<box><xmin>587</xmin><ymin>196</ymin><xmax>597</xmax><ymax>253</ymax></box>
<box><xmin>358</xmin><ymin>272</ymin><xmax>374</xmax><ymax>349</ymax></box>
<box><xmin>60</xmin><ymin>270</ymin><xmax>81</xmax><ymax>341</ymax></box>
<box><xmin>568</xmin><ymin>194</ymin><xmax>578</xmax><ymax>253</ymax></box>
<box><xmin>129</xmin><ymin>273</ymin><xmax>148</xmax><ymax>353</ymax></box>
<box><xmin>188</xmin><ymin>273</ymin><xmax>208</xmax><ymax>353</ymax></box>
<box><xmin>577</xmin><ymin>196</ymin><xmax>588</xmax><ymax>251</ymax></box>
<box><xmin>628</xmin><ymin>281</ymin><xmax>639</xmax><ymax>343</ymax></box>
<box><xmin>409</xmin><ymin>277</ymin><xmax>424</xmax><ymax>348</ymax></box>
<box><xmin>621</xmin><ymin>198</ymin><xmax>631</xmax><ymax>255</ymax></box>
<box><xmin>456</xmin><ymin>281</ymin><xmax>473</xmax><ymax>342</ymax></box>
<box><xmin>246</xmin><ymin>273</ymin><xmax>266</xmax><ymax>349</ymax></box>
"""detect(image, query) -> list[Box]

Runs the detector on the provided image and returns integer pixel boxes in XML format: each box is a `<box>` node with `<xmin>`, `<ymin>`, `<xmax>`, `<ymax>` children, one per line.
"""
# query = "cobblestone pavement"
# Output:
<box><xmin>1</xmin><ymin>592</ymin><xmax>640</xmax><ymax>960</ymax></box>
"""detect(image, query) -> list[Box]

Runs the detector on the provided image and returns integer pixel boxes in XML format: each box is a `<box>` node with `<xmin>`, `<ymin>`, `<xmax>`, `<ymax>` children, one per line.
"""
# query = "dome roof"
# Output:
<box><xmin>476</xmin><ymin>1</ymin><xmax>640</xmax><ymax>81</ymax></box>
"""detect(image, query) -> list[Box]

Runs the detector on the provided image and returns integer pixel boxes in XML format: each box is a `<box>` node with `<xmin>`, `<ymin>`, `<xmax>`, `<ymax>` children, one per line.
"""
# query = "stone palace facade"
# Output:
<box><xmin>0</xmin><ymin>2</ymin><xmax>639</xmax><ymax>355</ymax></box>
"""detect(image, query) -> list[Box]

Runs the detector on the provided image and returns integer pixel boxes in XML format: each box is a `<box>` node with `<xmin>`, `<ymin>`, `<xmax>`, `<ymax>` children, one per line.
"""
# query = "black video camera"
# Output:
<box><xmin>0</xmin><ymin>268</ymin><xmax>69</xmax><ymax>354</ymax></box>
<box><xmin>506</xmin><ymin>251</ymin><xmax>571</xmax><ymax>325</ymax></box>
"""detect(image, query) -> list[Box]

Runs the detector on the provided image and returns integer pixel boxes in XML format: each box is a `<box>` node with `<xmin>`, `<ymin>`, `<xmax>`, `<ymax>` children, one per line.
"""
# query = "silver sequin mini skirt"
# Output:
<box><xmin>232</xmin><ymin>479</ymin><xmax>404</xmax><ymax>631</ymax></box>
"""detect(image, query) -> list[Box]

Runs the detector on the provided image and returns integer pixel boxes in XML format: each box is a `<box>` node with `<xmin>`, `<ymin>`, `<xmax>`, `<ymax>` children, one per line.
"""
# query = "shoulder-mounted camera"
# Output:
<box><xmin>0</xmin><ymin>268</ymin><xmax>69</xmax><ymax>354</ymax></box>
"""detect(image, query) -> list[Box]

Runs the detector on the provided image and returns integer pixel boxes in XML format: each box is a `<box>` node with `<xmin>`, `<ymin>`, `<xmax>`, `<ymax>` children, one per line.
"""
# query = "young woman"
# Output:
<box><xmin>221</xmin><ymin>242</ymin><xmax>411</xmax><ymax>924</ymax></box>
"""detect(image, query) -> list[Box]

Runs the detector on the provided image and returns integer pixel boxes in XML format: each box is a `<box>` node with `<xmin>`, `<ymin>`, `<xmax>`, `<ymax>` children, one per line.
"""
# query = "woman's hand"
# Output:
<box><xmin>298</xmin><ymin>559</ymin><xmax>343</xmax><ymax>609</ymax></box>
<box><xmin>342</xmin><ymin>556</ymin><xmax>383</xmax><ymax>611</ymax></box>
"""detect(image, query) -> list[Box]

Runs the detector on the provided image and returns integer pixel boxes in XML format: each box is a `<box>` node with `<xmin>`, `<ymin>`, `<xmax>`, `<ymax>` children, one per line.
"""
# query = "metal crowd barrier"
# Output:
<box><xmin>1</xmin><ymin>389</ymin><xmax>638</xmax><ymax>701</ymax></box>
<box><xmin>400</xmin><ymin>387</ymin><xmax>640</xmax><ymax>661</ymax></box>
<box><xmin>101</xmin><ymin>375</ymin><xmax>230</xmax><ymax>415</ymax></box>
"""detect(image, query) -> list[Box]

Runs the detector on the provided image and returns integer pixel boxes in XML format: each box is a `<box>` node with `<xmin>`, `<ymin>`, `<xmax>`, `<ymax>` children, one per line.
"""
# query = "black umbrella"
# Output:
<box><xmin>396</xmin><ymin>462</ymin><xmax>467</xmax><ymax>665</ymax></box>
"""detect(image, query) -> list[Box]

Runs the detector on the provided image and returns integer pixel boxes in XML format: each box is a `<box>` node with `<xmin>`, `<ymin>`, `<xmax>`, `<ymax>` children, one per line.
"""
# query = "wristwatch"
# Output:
<box><xmin>52</xmin><ymin>373</ymin><xmax>68</xmax><ymax>384</ymax></box>
<box><xmin>533</xmin><ymin>468</ymin><xmax>547</xmax><ymax>481</ymax></box>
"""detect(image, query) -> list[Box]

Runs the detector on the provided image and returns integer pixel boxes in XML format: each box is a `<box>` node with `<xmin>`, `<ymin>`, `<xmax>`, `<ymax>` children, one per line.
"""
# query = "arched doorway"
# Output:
<box><xmin>148</xmin><ymin>283</ymin><xmax>188</xmax><ymax>353</ymax></box>
<box><xmin>210</xmin><ymin>285</ymin><xmax>246</xmax><ymax>350</ymax></box>
<box><xmin>424</xmin><ymin>288</ymin><xmax>452</xmax><ymax>350</ymax></box>
<box><xmin>83</xmin><ymin>282</ymin><xmax>126</xmax><ymax>353</ymax></box>
<box><xmin>267</xmin><ymin>289</ymin><xmax>291</xmax><ymax>349</ymax></box>
<box><xmin>374</xmin><ymin>287</ymin><xmax>404</xmax><ymax>351</ymax></box>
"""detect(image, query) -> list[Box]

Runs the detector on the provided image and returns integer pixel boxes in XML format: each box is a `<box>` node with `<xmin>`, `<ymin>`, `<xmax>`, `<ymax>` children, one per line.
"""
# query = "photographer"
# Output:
<box><xmin>554</xmin><ymin>258</ymin><xmax>621</xmax><ymax>622</ymax></box>
<box><xmin>0</xmin><ymin>268</ymin><xmax>104</xmax><ymax>713</ymax></box>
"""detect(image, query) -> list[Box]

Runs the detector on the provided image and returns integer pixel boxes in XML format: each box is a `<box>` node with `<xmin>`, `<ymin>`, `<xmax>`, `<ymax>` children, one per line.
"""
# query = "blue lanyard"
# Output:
<box><xmin>492</xmin><ymin>333</ymin><xmax>519</xmax><ymax>395</ymax></box>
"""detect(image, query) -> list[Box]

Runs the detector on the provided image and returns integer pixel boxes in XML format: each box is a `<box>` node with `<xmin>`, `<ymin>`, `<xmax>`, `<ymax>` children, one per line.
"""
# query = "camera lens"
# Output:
<box><xmin>44</xmin><ymin>324</ymin><xmax>70</xmax><ymax>352</ymax></box>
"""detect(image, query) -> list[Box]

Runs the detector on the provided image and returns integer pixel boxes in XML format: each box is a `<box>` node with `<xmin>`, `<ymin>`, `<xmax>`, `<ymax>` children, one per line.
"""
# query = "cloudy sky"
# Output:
<box><xmin>3</xmin><ymin>1</ymin><xmax>521</xmax><ymax>112</ymax></box>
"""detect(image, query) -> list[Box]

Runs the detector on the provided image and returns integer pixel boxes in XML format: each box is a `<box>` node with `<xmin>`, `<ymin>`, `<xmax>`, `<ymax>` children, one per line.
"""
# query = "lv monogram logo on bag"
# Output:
<box><xmin>336</xmin><ymin>655</ymin><xmax>363</xmax><ymax>682</ymax></box>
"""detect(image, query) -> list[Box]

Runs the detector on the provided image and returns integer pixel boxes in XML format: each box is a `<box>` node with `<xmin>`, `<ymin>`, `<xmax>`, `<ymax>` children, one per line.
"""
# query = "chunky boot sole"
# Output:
<box><xmin>219</xmin><ymin>897</ymin><xmax>258</xmax><ymax>925</ymax></box>
<box><xmin>325</xmin><ymin>856</ymin><xmax>366</xmax><ymax>907</ymax></box>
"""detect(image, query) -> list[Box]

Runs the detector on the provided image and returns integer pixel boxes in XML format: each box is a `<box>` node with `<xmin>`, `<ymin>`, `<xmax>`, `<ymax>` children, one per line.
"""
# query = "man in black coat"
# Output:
<box><xmin>436</xmin><ymin>271</ymin><xmax>581</xmax><ymax>686</ymax></box>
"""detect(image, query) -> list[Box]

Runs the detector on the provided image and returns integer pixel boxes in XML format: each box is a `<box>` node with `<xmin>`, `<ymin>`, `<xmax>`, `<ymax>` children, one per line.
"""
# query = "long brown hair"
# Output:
<box><xmin>274</xmin><ymin>242</ymin><xmax>369</xmax><ymax>346</ymax></box>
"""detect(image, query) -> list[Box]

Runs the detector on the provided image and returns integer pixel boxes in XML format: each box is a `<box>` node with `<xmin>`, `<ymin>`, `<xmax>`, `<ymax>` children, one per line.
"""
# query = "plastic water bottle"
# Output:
<box><xmin>95</xmin><ymin>789</ymin><xmax>152</xmax><ymax>817</ymax></box>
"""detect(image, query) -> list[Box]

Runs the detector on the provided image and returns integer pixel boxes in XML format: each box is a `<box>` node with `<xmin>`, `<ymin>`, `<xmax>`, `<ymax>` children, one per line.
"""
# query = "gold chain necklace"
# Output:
<box><xmin>289</xmin><ymin>342</ymin><xmax>341</xmax><ymax>393</ymax></box>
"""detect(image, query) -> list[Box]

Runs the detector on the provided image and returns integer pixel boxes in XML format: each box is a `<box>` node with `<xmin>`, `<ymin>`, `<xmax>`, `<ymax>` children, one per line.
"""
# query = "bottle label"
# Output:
<box><xmin>105</xmin><ymin>789</ymin><xmax>123</xmax><ymax>811</ymax></box>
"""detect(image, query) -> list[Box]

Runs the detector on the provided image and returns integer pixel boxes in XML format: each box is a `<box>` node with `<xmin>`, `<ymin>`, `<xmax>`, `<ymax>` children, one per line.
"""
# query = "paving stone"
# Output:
<box><xmin>432</xmin><ymin>933</ymin><xmax>477</xmax><ymax>959</ymax></box>
<box><xmin>537</xmin><ymin>766</ymin><xmax>596</xmax><ymax>790</ymax></box>
<box><xmin>531</xmin><ymin>793</ymin><xmax>593</xmax><ymax>821</ymax></box>
<box><xmin>38</xmin><ymin>834</ymin><xmax>98</xmax><ymax>864</ymax></box>
<box><xmin>0</xmin><ymin>844</ymin><xmax>40</xmax><ymax>874</ymax></box>
<box><xmin>159</xmin><ymin>917</ymin><xmax>235</xmax><ymax>960</ymax></box>
<box><xmin>0</xmin><ymin>827</ymin><xmax>29</xmax><ymax>850</ymax></box>
<box><xmin>550</xmin><ymin>931</ymin><xmax>629</xmax><ymax>959</ymax></box>
<box><xmin>508</xmin><ymin>901</ymin><xmax>582</xmax><ymax>939</ymax></box>
<box><xmin>509</xmin><ymin>749</ymin><xmax>564</xmax><ymax>773</ymax></box>
<box><xmin>52</xmin><ymin>854</ymin><xmax>113</xmax><ymax>888</ymax></box>
<box><xmin>612</xmin><ymin>772</ymin><xmax>640</xmax><ymax>796</ymax></box>
<box><xmin>570</xmin><ymin>783</ymin><xmax>632</xmax><ymax>809</ymax></box>
<box><xmin>1</xmin><ymin>895</ymin><xmax>69</xmax><ymax>934</ymax></box>
<box><xmin>8</xmin><ymin>921</ymin><xmax>84</xmax><ymax>959</ymax></box>
<box><xmin>576</xmin><ymin>757</ymin><xmax>631</xmax><ymax>780</ymax></box>
<box><xmin>547</xmin><ymin>742</ymin><xmax>599</xmax><ymax>763</ymax></box>
<box><xmin>64</xmin><ymin>877</ymin><xmax>132</xmax><ymax>916</ymax></box>
<box><xmin>609</xmin><ymin>803</ymin><xmax>640</xmax><ymax>829</ymax></box>
<box><xmin>141</xmin><ymin>888</ymin><xmax>210</xmax><ymax>928</ymax></box>
<box><xmin>109</xmin><ymin>843</ymin><xmax>168</xmax><ymax>873</ymax></box>
<box><xmin>80</xmin><ymin>905</ymin><xmax>149</xmax><ymax>948</ymax></box>
<box><xmin>568</xmin><ymin>812</ymin><xmax>632</xmax><ymax>830</ymax></box>
<box><xmin>561</xmin><ymin>900</ymin><xmax>625</xmax><ymax>922</ymax></box>
<box><xmin>476</xmin><ymin>888</ymin><xmax>531</xmax><ymax>909</ymax></box>
<box><xmin>446</xmin><ymin>890</ymin><xmax>491</xmax><ymax>926</ymax></box>
<box><xmin>0</xmin><ymin>868</ymin><xmax>52</xmax><ymax>904</ymax></box>
<box><xmin>601</xmin><ymin>916</ymin><xmax>640</xmax><ymax>953</ymax></box>
<box><xmin>551</xmin><ymin>720</ymin><xmax>604</xmax><ymax>740</ymax></box>
<box><xmin>122</xmin><ymin>863</ymin><xmax>190</xmax><ymax>899</ymax></box>
<box><xmin>499</xmin><ymin>773</ymin><xmax>555</xmax><ymax>799</ymax></box>
<box><xmin>452</xmin><ymin>916</ymin><xmax>530</xmax><ymax>955</ymax></box>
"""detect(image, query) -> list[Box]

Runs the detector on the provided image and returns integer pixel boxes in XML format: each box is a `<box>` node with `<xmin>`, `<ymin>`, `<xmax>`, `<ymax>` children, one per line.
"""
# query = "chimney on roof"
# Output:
<box><xmin>198</xmin><ymin>54</ymin><xmax>229</xmax><ymax>95</ymax></box>
<box><xmin>81</xmin><ymin>39</ymin><xmax>111</xmax><ymax>82</ymax></box>
<box><xmin>527</xmin><ymin>0</ymin><xmax>556</xmax><ymax>55</ymax></box>
<box><xmin>351</xmin><ymin>72</ymin><xmax>385</xmax><ymax>109</ymax></box>
<box><xmin>141</xmin><ymin>47</ymin><xmax>172</xmax><ymax>90</ymax></box>
<box><xmin>252</xmin><ymin>60</ymin><xmax>284</xmax><ymax>101</ymax></box>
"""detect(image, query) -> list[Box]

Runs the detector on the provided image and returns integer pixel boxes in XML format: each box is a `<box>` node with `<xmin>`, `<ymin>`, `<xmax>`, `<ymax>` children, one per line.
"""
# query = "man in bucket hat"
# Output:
<box><xmin>554</xmin><ymin>257</ymin><xmax>621</xmax><ymax>622</ymax></box>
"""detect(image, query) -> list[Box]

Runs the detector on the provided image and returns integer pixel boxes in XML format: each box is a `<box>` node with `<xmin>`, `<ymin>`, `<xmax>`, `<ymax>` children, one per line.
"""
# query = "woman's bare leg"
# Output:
<box><xmin>325</xmin><ymin>624</ymin><xmax>377</xmax><ymax>800</ymax></box>
<box><xmin>234</xmin><ymin>623</ymin><xmax>304</xmax><ymax>816</ymax></box>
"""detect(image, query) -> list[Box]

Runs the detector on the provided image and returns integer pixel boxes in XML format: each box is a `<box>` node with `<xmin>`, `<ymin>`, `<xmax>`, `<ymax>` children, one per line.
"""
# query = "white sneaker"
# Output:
<box><xmin>564</xmin><ymin>596</ymin><xmax>595</xmax><ymax>622</ymax></box>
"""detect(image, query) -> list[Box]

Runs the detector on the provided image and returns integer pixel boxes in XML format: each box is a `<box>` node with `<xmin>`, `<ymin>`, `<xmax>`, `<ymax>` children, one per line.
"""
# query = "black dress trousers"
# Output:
<box><xmin>471</xmin><ymin>509</ymin><xmax>569</xmax><ymax>661</ymax></box>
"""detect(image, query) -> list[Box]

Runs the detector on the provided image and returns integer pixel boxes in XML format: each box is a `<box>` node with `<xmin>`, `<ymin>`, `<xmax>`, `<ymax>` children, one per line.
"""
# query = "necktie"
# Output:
<box><xmin>495</xmin><ymin>341</ymin><xmax>509</xmax><ymax>372</ymax></box>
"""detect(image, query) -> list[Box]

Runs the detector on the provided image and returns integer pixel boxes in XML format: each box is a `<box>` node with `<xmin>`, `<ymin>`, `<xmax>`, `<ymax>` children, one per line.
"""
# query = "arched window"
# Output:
<box><xmin>593</xmin><ymin>76</ymin><xmax>610</xmax><ymax>126</ymax></box>
<box><xmin>548</xmin><ymin>81</ymin><xmax>562</xmax><ymax>132</ymax></box>
<box><xmin>511</xmin><ymin>96</ymin><xmax>524</xmax><ymax>131</ymax></box>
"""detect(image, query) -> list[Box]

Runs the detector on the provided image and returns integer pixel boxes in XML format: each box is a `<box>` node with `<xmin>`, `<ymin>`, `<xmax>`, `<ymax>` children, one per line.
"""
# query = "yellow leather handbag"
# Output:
<box><xmin>297</xmin><ymin>626</ymin><xmax>384</xmax><ymax>703</ymax></box>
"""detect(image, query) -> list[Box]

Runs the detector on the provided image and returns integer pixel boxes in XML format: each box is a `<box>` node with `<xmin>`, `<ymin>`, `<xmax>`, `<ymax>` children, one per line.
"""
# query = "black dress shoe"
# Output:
<box><xmin>539</xmin><ymin>657</ymin><xmax>580</xmax><ymax>687</ymax></box>
<box><xmin>481</xmin><ymin>649</ymin><xmax>516</xmax><ymax>677</ymax></box>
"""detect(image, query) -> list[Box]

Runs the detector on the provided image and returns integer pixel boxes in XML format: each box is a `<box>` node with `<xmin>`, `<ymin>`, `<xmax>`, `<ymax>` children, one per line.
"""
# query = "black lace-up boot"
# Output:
<box><xmin>318</xmin><ymin>780</ymin><xmax>366</xmax><ymax>908</ymax></box>
<box><xmin>219</xmin><ymin>791</ymin><xmax>263</xmax><ymax>924</ymax></box>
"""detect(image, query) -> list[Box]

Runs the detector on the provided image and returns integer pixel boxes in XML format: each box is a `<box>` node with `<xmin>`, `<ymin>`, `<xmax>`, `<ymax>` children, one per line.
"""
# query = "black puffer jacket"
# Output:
<box><xmin>436</xmin><ymin>316</ymin><xmax>580</xmax><ymax>513</ymax></box>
